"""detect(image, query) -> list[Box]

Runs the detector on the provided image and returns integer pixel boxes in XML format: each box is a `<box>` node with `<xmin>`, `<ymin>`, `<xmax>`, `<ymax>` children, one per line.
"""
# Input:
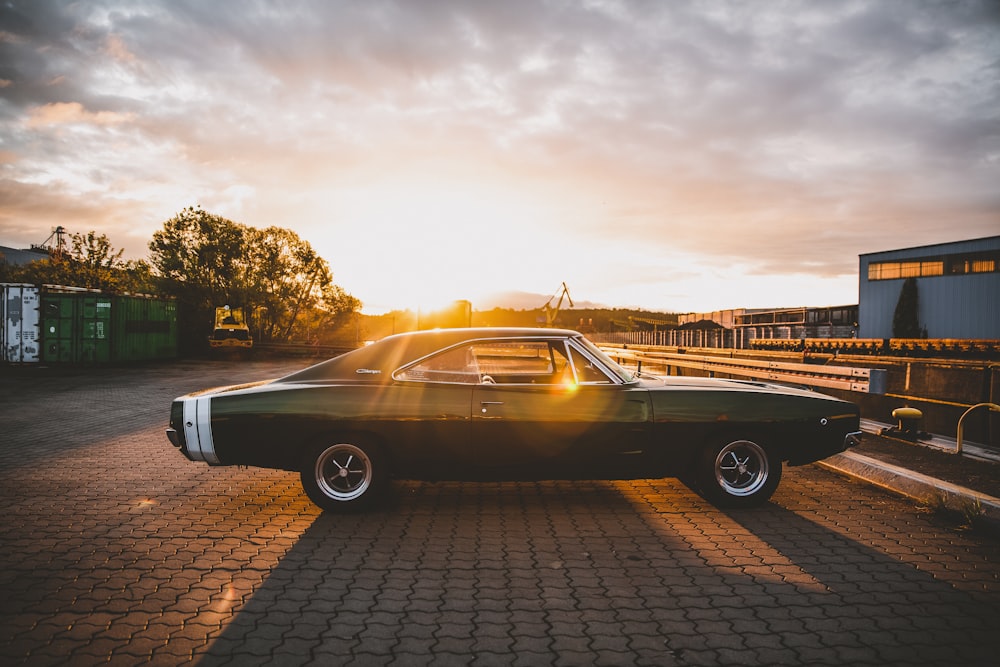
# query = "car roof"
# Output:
<box><xmin>279</xmin><ymin>327</ymin><xmax>582</xmax><ymax>383</ymax></box>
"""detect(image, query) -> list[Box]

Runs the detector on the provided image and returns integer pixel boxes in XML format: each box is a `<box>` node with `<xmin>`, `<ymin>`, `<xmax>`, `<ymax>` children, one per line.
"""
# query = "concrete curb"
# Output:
<box><xmin>861</xmin><ymin>418</ymin><xmax>1000</xmax><ymax>463</ymax></box>
<box><xmin>819</xmin><ymin>451</ymin><xmax>1000</xmax><ymax>532</ymax></box>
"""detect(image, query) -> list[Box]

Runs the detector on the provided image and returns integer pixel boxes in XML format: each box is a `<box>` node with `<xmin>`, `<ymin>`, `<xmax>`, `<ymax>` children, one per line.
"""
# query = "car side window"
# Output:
<box><xmin>396</xmin><ymin>339</ymin><xmax>596</xmax><ymax>385</ymax></box>
<box><xmin>473</xmin><ymin>341</ymin><xmax>570</xmax><ymax>385</ymax></box>
<box><xmin>396</xmin><ymin>345</ymin><xmax>481</xmax><ymax>384</ymax></box>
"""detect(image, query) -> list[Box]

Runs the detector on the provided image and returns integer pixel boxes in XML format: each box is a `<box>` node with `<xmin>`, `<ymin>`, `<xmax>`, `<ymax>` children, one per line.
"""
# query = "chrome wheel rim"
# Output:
<box><xmin>714</xmin><ymin>440</ymin><xmax>769</xmax><ymax>497</ymax></box>
<box><xmin>314</xmin><ymin>444</ymin><xmax>373</xmax><ymax>502</ymax></box>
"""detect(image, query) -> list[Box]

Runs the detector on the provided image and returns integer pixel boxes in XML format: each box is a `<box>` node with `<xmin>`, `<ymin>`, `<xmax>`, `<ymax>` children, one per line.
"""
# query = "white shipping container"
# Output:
<box><xmin>2</xmin><ymin>283</ymin><xmax>40</xmax><ymax>363</ymax></box>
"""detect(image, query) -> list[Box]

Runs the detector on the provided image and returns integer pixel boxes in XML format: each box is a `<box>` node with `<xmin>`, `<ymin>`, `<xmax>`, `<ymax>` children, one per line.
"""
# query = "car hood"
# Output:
<box><xmin>179</xmin><ymin>379</ymin><xmax>277</xmax><ymax>399</ymax></box>
<box><xmin>639</xmin><ymin>374</ymin><xmax>848</xmax><ymax>402</ymax></box>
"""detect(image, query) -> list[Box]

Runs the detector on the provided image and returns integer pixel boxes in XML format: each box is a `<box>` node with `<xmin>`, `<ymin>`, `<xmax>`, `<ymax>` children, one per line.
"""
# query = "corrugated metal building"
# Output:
<box><xmin>858</xmin><ymin>236</ymin><xmax>1000</xmax><ymax>339</ymax></box>
<box><xmin>0</xmin><ymin>245</ymin><xmax>49</xmax><ymax>267</ymax></box>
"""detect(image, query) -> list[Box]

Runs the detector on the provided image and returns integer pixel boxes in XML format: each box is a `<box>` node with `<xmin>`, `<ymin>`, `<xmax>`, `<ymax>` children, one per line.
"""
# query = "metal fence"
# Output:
<box><xmin>598</xmin><ymin>343</ymin><xmax>887</xmax><ymax>394</ymax></box>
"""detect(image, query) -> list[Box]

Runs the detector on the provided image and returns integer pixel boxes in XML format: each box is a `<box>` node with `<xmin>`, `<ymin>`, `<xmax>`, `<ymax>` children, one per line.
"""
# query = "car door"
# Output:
<box><xmin>388</xmin><ymin>344</ymin><xmax>478</xmax><ymax>474</ymax></box>
<box><xmin>469</xmin><ymin>338</ymin><xmax>652</xmax><ymax>474</ymax></box>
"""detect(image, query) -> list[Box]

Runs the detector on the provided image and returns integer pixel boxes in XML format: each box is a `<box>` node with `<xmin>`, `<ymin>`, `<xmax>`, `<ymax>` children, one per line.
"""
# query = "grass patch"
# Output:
<box><xmin>918</xmin><ymin>492</ymin><xmax>987</xmax><ymax>532</ymax></box>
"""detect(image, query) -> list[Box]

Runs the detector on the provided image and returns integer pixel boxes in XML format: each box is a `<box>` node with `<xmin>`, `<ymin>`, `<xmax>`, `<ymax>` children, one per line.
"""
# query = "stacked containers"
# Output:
<box><xmin>1</xmin><ymin>283</ymin><xmax>177</xmax><ymax>364</ymax></box>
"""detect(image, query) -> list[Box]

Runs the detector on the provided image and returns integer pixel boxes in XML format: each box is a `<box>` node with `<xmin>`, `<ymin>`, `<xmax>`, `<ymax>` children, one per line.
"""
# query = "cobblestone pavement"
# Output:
<box><xmin>1</xmin><ymin>360</ymin><xmax>999</xmax><ymax>666</ymax></box>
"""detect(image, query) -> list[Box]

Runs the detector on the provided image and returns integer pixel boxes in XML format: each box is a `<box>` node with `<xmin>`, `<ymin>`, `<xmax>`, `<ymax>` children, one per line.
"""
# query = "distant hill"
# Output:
<box><xmin>472</xmin><ymin>307</ymin><xmax>678</xmax><ymax>332</ymax></box>
<box><xmin>349</xmin><ymin>306</ymin><xmax>679</xmax><ymax>344</ymax></box>
<box><xmin>477</xmin><ymin>290</ymin><xmax>605</xmax><ymax>311</ymax></box>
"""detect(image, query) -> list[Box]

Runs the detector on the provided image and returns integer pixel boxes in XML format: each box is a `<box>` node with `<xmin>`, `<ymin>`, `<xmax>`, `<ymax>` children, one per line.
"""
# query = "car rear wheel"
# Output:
<box><xmin>696</xmin><ymin>438</ymin><xmax>781</xmax><ymax>508</ymax></box>
<box><xmin>300</xmin><ymin>440</ymin><xmax>385</xmax><ymax>512</ymax></box>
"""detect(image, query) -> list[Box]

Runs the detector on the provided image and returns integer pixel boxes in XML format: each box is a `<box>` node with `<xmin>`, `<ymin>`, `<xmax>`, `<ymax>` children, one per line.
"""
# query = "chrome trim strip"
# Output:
<box><xmin>196</xmin><ymin>396</ymin><xmax>220</xmax><ymax>464</ymax></box>
<box><xmin>181</xmin><ymin>397</ymin><xmax>220</xmax><ymax>464</ymax></box>
<box><xmin>182</xmin><ymin>399</ymin><xmax>203</xmax><ymax>462</ymax></box>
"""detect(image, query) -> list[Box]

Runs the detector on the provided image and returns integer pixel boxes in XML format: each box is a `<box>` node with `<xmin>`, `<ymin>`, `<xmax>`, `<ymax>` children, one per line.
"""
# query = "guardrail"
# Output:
<box><xmin>600</xmin><ymin>344</ymin><xmax>886</xmax><ymax>394</ymax></box>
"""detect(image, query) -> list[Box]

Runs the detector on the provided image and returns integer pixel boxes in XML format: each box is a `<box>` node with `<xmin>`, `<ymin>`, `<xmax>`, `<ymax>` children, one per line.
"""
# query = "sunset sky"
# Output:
<box><xmin>1</xmin><ymin>1</ymin><xmax>998</xmax><ymax>314</ymax></box>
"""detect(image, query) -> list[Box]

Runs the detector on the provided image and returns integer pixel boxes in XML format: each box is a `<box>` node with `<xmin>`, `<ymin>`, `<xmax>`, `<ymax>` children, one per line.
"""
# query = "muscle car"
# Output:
<box><xmin>166</xmin><ymin>328</ymin><xmax>861</xmax><ymax>511</ymax></box>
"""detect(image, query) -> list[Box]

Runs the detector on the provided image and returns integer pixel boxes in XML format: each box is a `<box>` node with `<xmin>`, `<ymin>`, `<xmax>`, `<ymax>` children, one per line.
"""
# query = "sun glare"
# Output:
<box><xmin>327</xmin><ymin>177</ymin><xmax>576</xmax><ymax>312</ymax></box>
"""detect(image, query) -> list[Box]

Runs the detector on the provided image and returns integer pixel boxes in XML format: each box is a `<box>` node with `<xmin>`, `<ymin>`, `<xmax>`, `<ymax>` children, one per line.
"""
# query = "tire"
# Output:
<box><xmin>696</xmin><ymin>438</ymin><xmax>781</xmax><ymax>508</ymax></box>
<box><xmin>300</xmin><ymin>439</ymin><xmax>385</xmax><ymax>512</ymax></box>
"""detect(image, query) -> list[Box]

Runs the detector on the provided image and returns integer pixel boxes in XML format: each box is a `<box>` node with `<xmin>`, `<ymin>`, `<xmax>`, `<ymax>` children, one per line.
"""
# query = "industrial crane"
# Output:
<box><xmin>31</xmin><ymin>226</ymin><xmax>69</xmax><ymax>255</ymax></box>
<box><xmin>542</xmin><ymin>282</ymin><xmax>573</xmax><ymax>327</ymax></box>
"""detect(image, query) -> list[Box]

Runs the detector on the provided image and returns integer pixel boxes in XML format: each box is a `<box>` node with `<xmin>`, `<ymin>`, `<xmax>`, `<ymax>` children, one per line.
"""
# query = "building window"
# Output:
<box><xmin>868</xmin><ymin>252</ymin><xmax>995</xmax><ymax>281</ymax></box>
<box><xmin>920</xmin><ymin>260</ymin><xmax>944</xmax><ymax>276</ymax></box>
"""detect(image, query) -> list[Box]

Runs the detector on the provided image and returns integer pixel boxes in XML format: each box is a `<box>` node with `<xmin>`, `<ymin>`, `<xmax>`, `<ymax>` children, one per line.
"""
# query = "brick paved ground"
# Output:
<box><xmin>1</xmin><ymin>360</ymin><xmax>998</xmax><ymax>666</ymax></box>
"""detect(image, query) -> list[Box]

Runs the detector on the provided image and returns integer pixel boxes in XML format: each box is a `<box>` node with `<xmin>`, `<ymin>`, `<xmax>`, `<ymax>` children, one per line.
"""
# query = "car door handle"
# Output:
<box><xmin>480</xmin><ymin>400</ymin><xmax>504</xmax><ymax>414</ymax></box>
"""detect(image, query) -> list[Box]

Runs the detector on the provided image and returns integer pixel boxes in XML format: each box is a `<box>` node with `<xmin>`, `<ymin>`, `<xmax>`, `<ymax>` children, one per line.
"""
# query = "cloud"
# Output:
<box><xmin>0</xmin><ymin>177</ymin><xmax>155</xmax><ymax>255</ymax></box>
<box><xmin>0</xmin><ymin>0</ymin><xmax>997</xmax><ymax>313</ymax></box>
<box><xmin>25</xmin><ymin>101</ymin><xmax>133</xmax><ymax>127</ymax></box>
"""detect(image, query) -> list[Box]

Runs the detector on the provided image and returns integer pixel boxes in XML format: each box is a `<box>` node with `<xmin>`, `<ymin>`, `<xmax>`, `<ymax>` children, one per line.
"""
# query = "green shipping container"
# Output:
<box><xmin>40</xmin><ymin>291</ymin><xmax>112</xmax><ymax>364</ymax></box>
<box><xmin>112</xmin><ymin>295</ymin><xmax>178</xmax><ymax>361</ymax></box>
<box><xmin>36</xmin><ymin>287</ymin><xmax>177</xmax><ymax>364</ymax></box>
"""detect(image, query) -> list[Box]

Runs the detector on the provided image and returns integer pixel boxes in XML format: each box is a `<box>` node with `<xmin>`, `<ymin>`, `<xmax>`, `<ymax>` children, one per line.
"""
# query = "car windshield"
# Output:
<box><xmin>573</xmin><ymin>336</ymin><xmax>636</xmax><ymax>383</ymax></box>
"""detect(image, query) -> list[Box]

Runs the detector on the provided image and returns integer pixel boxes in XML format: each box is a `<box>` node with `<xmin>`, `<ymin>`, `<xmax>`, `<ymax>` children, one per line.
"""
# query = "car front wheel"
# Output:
<box><xmin>300</xmin><ymin>440</ymin><xmax>385</xmax><ymax>512</ymax></box>
<box><xmin>696</xmin><ymin>438</ymin><xmax>781</xmax><ymax>508</ymax></box>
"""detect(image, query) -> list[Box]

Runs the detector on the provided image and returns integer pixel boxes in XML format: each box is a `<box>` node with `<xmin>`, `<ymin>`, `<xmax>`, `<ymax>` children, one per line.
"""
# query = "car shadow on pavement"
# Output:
<box><xmin>193</xmin><ymin>479</ymin><xmax>706</xmax><ymax>666</ymax></box>
<box><xmin>714</xmin><ymin>493</ymin><xmax>1000</xmax><ymax>666</ymax></box>
<box><xmin>188</xmin><ymin>475</ymin><xmax>1000</xmax><ymax>667</ymax></box>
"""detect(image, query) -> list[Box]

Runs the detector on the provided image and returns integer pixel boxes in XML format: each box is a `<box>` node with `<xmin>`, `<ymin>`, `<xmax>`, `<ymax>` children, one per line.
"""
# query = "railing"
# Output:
<box><xmin>957</xmin><ymin>403</ymin><xmax>1000</xmax><ymax>455</ymax></box>
<box><xmin>748</xmin><ymin>337</ymin><xmax>1000</xmax><ymax>356</ymax></box>
<box><xmin>599</xmin><ymin>344</ymin><xmax>886</xmax><ymax>394</ymax></box>
<box><xmin>591</xmin><ymin>330</ymin><xmax>1000</xmax><ymax>357</ymax></box>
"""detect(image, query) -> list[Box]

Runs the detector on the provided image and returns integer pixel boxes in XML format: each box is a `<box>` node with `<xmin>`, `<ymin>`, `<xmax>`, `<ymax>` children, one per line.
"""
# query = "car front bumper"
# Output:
<box><xmin>844</xmin><ymin>430</ymin><xmax>863</xmax><ymax>449</ymax></box>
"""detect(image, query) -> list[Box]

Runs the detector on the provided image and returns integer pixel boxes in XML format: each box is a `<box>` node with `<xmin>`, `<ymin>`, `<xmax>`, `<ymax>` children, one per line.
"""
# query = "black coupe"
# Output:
<box><xmin>167</xmin><ymin>328</ymin><xmax>861</xmax><ymax>511</ymax></box>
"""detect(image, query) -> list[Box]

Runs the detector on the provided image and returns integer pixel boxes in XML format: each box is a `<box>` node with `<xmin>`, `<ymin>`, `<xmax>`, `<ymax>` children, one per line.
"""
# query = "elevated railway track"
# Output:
<box><xmin>599</xmin><ymin>344</ymin><xmax>885</xmax><ymax>394</ymax></box>
<box><xmin>749</xmin><ymin>337</ymin><xmax>1000</xmax><ymax>357</ymax></box>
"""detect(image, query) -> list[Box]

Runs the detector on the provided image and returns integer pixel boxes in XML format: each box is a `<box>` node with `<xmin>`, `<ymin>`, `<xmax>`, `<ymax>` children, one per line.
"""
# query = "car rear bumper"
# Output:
<box><xmin>209</xmin><ymin>339</ymin><xmax>253</xmax><ymax>348</ymax></box>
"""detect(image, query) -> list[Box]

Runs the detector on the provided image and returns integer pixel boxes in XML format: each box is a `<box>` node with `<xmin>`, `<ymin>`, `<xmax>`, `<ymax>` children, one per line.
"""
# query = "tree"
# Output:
<box><xmin>0</xmin><ymin>231</ymin><xmax>147</xmax><ymax>292</ymax></box>
<box><xmin>246</xmin><ymin>226</ymin><xmax>333</xmax><ymax>341</ymax></box>
<box><xmin>892</xmin><ymin>277</ymin><xmax>922</xmax><ymax>338</ymax></box>
<box><xmin>118</xmin><ymin>259</ymin><xmax>157</xmax><ymax>294</ymax></box>
<box><xmin>69</xmin><ymin>231</ymin><xmax>125</xmax><ymax>288</ymax></box>
<box><xmin>295</xmin><ymin>283</ymin><xmax>363</xmax><ymax>344</ymax></box>
<box><xmin>148</xmin><ymin>207</ymin><xmax>248</xmax><ymax>304</ymax></box>
<box><xmin>148</xmin><ymin>206</ymin><xmax>360</xmax><ymax>349</ymax></box>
